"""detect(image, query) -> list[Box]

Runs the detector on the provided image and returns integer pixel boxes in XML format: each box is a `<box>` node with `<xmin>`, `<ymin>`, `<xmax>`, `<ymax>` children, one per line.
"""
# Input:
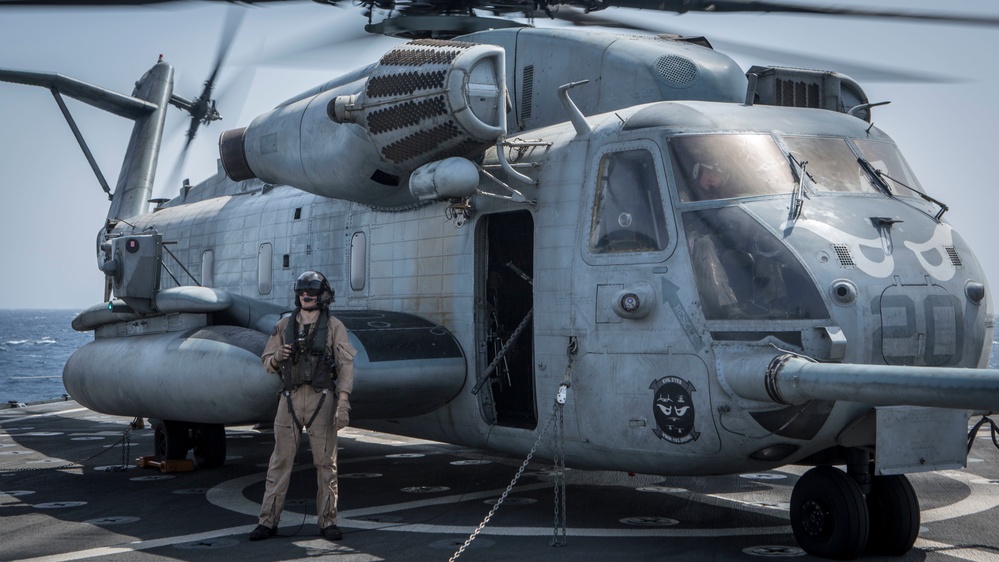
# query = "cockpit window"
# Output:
<box><xmin>683</xmin><ymin>207</ymin><xmax>829</xmax><ymax>321</ymax></box>
<box><xmin>853</xmin><ymin>139</ymin><xmax>925</xmax><ymax>195</ymax></box>
<box><xmin>589</xmin><ymin>149</ymin><xmax>670</xmax><ymax>254</ymax></box>
<box><xmin>670</xmin><ymin>134</ymin><xmax>795</xmax><ymax>202</ymax></box>
<box><xmin>782</xmin><ymin>136</ymin><xmax>873</xmax><ymax>193</ymax></box>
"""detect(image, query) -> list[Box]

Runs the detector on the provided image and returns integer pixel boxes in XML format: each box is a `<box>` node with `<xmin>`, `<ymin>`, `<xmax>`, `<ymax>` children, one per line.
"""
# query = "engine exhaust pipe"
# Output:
<box><xmin>729</xmin><ymin>353</ymin><xmax>999</xmax><ymax>412</ymax></box>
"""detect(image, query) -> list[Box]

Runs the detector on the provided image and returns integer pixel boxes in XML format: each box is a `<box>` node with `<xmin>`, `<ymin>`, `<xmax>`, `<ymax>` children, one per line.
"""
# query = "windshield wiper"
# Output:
<box><xmin>858</xmin><ymin>157</ymin><xmax>893</xmax><ymax>196</ymax></box>
<box><xmin>878</xmin><ymin>170</ymin><xmax>949</xmax><ymax>220</ymax></box>
<box><xmin>787</xmin><ymin>153</ymin><xmax>811</xmax><ymax>221</ymax></box>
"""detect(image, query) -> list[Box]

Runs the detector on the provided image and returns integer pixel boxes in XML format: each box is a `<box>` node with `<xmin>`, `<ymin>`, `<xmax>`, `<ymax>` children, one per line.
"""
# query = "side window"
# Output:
<box><xmin>257</xmin><ymin>243</ymin><xmax>272</xmax><ymax>295</ymax></box>
<box><xmin>589</xmin><ymin>149</ymin><xmax>669</xmax><ymax>254</ymax></box>
<box><xmin>202</xmin><ymin>250</ymin><xmax>214</xmax><ymax>288</ymax></box>
<box><xmin>349</xmin><ymin>231</ymin><xmax>366</xmax><ymax>291</ymax></box>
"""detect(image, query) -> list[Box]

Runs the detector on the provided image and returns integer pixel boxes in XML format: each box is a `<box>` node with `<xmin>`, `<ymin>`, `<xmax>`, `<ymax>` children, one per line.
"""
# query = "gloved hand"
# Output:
<box><xmin>335</xmin><ymin>398</ymin><xmax>351</xmax><ymax>430</ymax></box>
<box><xmin>273</xmin><ymin>343</ymin><xmax>293</xmax><ymax>363</ymax></box>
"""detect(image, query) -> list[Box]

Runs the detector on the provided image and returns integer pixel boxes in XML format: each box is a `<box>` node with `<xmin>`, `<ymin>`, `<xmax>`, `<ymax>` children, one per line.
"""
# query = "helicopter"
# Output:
<box><xmin>3</xmin><ymin>1</ymin><xmax>999</xmax><ymax>559</ymax></box>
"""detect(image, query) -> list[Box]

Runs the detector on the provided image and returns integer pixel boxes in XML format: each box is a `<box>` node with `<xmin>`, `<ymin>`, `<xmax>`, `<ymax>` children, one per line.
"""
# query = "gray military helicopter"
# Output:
<box><xmin>3</xmin><ymin>0</ymin><xmax>999</xmax><ymax>559</ymax></box>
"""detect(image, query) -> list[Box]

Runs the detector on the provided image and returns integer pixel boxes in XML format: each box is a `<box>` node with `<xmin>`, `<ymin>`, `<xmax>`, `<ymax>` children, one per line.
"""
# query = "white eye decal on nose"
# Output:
<box><xmin>782</xmin><ymin>218</ymin><xmax>894</xmax><ymax>278</ymax></box>
<box><xmin>903</xmin><ymin>223</ymin><xmax>957</xmax><ymax>282</ymax></box>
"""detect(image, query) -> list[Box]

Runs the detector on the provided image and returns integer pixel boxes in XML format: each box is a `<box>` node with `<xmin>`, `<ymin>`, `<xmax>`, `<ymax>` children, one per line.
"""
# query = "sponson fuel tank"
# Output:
<box><xmin>219</xmin><ymin>39</ymin><xmax>506</xmax><ymax>209</ymax></box>
<box><xmin>64</xmin><ymin>310</ymin><xmax>466</xmax><ymax>424</ymax></box>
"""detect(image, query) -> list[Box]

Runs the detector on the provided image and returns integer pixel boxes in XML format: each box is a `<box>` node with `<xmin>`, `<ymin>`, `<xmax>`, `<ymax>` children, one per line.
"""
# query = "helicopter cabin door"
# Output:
<box><xmin>479</xmin><ymin>210</ymin><xmax>536</xmax><ymax>429</ymax></box>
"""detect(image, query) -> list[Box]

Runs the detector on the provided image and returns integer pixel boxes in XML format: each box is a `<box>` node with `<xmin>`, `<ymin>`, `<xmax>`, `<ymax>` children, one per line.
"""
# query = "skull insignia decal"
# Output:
<box><xmin>650</xmin><ymin>376</ymin><xmax>700</xmax><ymax>444</ymax></box>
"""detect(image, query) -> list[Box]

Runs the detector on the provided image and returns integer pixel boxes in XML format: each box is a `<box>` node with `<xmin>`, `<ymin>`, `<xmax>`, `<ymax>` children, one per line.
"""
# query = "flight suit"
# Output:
<box><xmin>689</xmin><ymin>232</ymin><xmax>738</xmax><ymax>316</ymax></box>
<box><xmin>257</xmin><ymin>313</ymin><xmax>356</xmax><ymax>531</ymax></box>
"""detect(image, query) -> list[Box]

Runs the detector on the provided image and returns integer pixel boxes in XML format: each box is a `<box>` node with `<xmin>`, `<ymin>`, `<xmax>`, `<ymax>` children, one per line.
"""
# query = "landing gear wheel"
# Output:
<box><xmin>790</xmin><ymin>466</ymin><xmax>869</xmax><ymax>560</ymax></box>
<box><xmin>866</xmin><ymin>474</ymin><xmax>919</xmax><ymax>555</ymax></box>
<box><xmin>191</xmin><ymin>423</ymin><xmax>227</xmax><ymax>469</ymax></box>
<box><xmin>153</xmin><ymin>419</ymin><xmax>190</xmax><ymax>462</ymax></box>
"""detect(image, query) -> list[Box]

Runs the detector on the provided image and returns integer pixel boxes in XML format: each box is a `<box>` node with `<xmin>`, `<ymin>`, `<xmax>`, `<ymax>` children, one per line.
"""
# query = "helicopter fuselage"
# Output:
<box><xmin>65</xmin><ymin>92</ymin><xmax>994</xmax><ymax>477</ymax></box>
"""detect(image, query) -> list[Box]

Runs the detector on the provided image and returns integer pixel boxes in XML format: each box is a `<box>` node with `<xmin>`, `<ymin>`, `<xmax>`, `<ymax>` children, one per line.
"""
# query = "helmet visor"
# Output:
<box><xmin>294</xmin><ymin>278</ymin><xmax>324</xmax><ymax>293</ymax></box>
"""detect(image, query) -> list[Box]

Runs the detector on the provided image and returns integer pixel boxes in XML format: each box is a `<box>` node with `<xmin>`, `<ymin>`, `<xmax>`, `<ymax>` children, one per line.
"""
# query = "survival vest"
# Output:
<box><xmin>279</xmin><ymin>312</ymin><xmax>338</xmax><ymax>391</ymax></box>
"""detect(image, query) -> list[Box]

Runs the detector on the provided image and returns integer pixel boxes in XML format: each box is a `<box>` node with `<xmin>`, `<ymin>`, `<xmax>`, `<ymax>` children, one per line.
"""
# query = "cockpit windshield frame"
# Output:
<box><xmin>666</xmin><ymin>132</ymin><xmax>925</xmax><ymax>204</ymax></box>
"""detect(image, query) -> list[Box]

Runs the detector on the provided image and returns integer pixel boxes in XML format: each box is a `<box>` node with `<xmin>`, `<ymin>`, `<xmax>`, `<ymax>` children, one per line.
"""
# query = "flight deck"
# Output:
<box><xmin>2</xmin><ymin>400</ymin><xmax>999</xmax><ymax>562</ymax></box>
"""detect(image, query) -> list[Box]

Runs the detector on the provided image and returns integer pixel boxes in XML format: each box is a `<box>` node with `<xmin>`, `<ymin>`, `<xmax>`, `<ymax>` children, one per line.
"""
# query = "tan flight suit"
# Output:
<box><xmin>689</xmin><ymin>233</ymin><xmax>738</xmax><ymax>316</ymax></box>
<box><xmin>257</xmin><ymin>312</ymin><xmax>356</xmax><ymax>530</ymax></box>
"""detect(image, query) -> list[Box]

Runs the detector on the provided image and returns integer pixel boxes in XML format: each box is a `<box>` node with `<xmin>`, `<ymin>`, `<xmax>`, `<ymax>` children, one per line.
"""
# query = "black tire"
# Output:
<box><xmin>790</xmin><ymin>466</ymin><xmax>869</xmax><ymax>560</ymax></box>
<box><xmin>153</xmin><ymin>419</ymin><xmax>190</xmax><ymax>462</ymax></box>
<box><xmin>866</xmin><ymin>474</ymin><xmax>920</xmax><ymax>555</ymax></box>
<box><xmin>191</xmin><ymin>423</ymin><xmax>227</xmax><ymax>469</ymax></box>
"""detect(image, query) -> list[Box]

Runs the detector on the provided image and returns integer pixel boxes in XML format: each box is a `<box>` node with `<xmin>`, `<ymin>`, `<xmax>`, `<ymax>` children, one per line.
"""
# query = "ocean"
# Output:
<box><xmin>1</xmin><ymin>309</ymin><xmax>92</xmax><ymax>405</ymax></box>
<box><xmin>1</xmin><ymin>308</ymin><xmax>998</xmax><ymax>406</ymax></box>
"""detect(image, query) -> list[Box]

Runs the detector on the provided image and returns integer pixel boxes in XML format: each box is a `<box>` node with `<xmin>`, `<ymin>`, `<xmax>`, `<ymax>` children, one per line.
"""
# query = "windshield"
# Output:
<box><xmin>683</xmin><ymin>207</ymin><xmax>828</xmax><ymax>321</ymax></box>
<box><xmin>782</xmin><ymin>136</ymin><xmax>874</xmax><ymax>193</ymax></box>
<box><xmin>670</xmin><ymin>134</ymin><xmax>795</xmax><ymax>202</ymax></box>
<box><xmin>853</xmin><ymin>139</ymin><xmax>925</xmax><ymax>195</ymax></box>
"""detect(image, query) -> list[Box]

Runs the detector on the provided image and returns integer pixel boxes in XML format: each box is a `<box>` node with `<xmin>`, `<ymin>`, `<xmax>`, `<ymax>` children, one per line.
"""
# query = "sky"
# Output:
<box><xmin>0</xmin><ymin>0</ymin><xmax>997</xmax><ymax>310</ymax></box>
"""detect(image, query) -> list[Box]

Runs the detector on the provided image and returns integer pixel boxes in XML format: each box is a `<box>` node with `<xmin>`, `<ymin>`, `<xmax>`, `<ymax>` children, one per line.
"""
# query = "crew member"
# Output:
<box><xmin>687</xmin><ymin>162</ymin><xmax>739</xmax><ymax>316</ymax></box>
<box><xmin>692</xmin><ymin>162</ymin><xmax>729</xmax><ymax>200</ymax></box>
<box><xmin>249</xmin><ymin>271</ymin><xmax>356</xmax><ymax>542</ymax></box>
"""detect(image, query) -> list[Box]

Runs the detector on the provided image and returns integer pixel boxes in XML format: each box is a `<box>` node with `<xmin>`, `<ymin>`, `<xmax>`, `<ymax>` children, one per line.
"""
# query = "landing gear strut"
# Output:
<box><xmin>789</xmin><ymin>465</ymin><xmax>919</xmax><ymax>560</ymax></box>
<box><xmin>152</xmin><ymin>419</ymin><xmax>227</xmax><ymax>469</ymax></box>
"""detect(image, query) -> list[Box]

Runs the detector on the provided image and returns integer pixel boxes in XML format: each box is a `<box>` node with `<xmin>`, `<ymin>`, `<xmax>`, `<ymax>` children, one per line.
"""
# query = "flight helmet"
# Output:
<box><xmin>294</xmin><ymin>270</ymin><xmax>334</xmax><ymax>308</ymax></box>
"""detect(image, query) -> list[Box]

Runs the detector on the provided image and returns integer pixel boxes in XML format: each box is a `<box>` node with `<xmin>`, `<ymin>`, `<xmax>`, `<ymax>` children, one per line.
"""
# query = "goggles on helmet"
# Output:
<box><xmin>294</xmin><ymin>278</ymin><xmax>324</xmax><ymax>293</ymax></box>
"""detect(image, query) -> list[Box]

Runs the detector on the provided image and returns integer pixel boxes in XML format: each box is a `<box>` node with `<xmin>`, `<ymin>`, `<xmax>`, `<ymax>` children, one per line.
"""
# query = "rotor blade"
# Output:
<box><xmin>211</xmin><ymin>63</ymin><xmax>259</xmax><ymax>127</ymax></box>
<box><xmin>0</xmin><ymin>0</ymin><xmax>286</xmax><ymax>5</ymax></box>
<box><xmin>161</xmin><ymin>132</ymin><xmax>194</xmax><ymax>198</ymax></box>
<box><xmin>551</xmin><ymin>7</ymin><xmax>958</xmax><ymax>83</ymax></box>
<box><xmin>183</xmin><ymin>5</ymin><xmax>246</xmax><ymax>142</ymax></box>
<box><xmin>205</xmin><ymin>4</ymin><xmax>246</xmax><ymax>95</ymax></box>
<box><xmin>599</xmin><ymin>0</ymin><xmax>999</xmax><ymax>28</ymax></box>
<box><xmin>254</xmin><ymin>18</ymin><xmax>378</xmax><ymax>67</ymax></box>
<box><xmin>710</xmin><ymin>38</ymin><xmax>957</xmax><ymax>83</ymax></box>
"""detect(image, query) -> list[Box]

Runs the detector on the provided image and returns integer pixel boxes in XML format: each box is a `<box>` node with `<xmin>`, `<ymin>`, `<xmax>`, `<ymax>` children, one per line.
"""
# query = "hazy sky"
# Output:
<box><xmin>0</xmin><ymin>1</ymin><xmax>997</xmax><ymax>310</ymax></box>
